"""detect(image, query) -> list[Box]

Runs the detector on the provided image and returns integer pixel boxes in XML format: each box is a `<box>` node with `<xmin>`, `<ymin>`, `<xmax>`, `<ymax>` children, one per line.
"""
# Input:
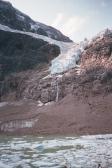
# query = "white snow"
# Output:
<box><xmin>30</xmin><ymin>23</ymin><xmax>39</xmax><ymax>31</ymax></box>
<box><xmin>0</xmin><ymin>23</ymin><xmax>70</xmax><ymax>46</ymax></box>
<box><xmin>37</xmin><ymin>100</ymin><xmax>44</xmax><ymax>107</ymax></box>
<box><xmin>16</xmin><ymin>14</ymin><xmax>25</xmax><ymax>21</ymax></box>
<box><xmin>0</xmin><ymin>102</ymin><xmax>8</xmax><ymax>108</ymax></box>
<box><xmin>0</xmin><ymin>23</ymin><xmax>88</xmax><ymax>74</ymax></box>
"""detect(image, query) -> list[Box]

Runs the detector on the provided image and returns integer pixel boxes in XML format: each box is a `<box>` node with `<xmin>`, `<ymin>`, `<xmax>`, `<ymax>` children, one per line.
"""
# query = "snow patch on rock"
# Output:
<box><xmin>16</xmin><ymin>14</ymin><xmax>25</xmax><ymax>21</ymax></box>
<box><xmin>0</xmin><ymin>102</ymin><xmax>8</xmax><ymax>108</ymax></box>
<box><xmin>30</xmin><ymin>23</ymin><xmax>39</xmax><ymax>31</ymax></box>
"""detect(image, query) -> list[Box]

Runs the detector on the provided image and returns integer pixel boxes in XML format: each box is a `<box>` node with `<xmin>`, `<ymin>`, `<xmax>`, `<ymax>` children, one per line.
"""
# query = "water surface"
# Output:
<box><xmin>0</xmin><ymin>134</ymin><xmax>112</xmax><ymax>168</ymax></box>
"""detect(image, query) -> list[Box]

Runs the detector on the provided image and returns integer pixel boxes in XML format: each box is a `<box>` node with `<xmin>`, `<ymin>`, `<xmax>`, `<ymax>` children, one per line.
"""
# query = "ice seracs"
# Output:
<box><xmin>50</xmin><ymin>39</ymin><xmax>88</xmax><ymax>74</ymax></box>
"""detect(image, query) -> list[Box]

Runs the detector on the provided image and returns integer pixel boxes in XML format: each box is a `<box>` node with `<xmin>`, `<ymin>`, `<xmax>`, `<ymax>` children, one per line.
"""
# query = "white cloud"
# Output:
<box><xmin>51</xmin><ymin>13</ymin><xmax>86</xmax><ymax>39</ymax></box>
<box><xmin>52</xmin><ymin>13</ymin><xmax>64</xmax><ymax>27</ymax></box>
<box><xmin>61</xmin><ymin>16</ymin><xmax>86</xmax><ymax>36</ymax></box>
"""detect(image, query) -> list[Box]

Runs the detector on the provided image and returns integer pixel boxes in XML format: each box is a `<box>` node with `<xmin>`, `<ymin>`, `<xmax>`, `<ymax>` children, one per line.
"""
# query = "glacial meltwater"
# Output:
<box><xmin>0</xmin><ymin>135</ymin><xmax>112</xmax><ymax>168</ymax></box>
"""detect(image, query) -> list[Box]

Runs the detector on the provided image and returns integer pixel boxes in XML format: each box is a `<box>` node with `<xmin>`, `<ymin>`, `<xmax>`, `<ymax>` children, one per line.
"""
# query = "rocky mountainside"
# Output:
<box><xmin>0</xmin><ymin>28</ymin><xmax>112</xmax><ymax>135</ymax></box>
<box><xmin>0</xmin><ymin>1</ymin><xmax>112</xmax><ymax>135</ymax></box>
<box><xmin>2</xmin><ymin>29</ymin><xmax>112</xmax><ymax>102</ymax></box>
<box><xmin>0</xmin><ymin>0</ymin><xmax>72</xmax><ymax>42</ymax></box>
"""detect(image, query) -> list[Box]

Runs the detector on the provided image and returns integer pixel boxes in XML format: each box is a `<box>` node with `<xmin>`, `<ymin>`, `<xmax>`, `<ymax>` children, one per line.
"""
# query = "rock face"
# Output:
<box><xmin>0</xmin><ymin>0</ymin><xmax>72</xmax><ymax>42</ymax></box>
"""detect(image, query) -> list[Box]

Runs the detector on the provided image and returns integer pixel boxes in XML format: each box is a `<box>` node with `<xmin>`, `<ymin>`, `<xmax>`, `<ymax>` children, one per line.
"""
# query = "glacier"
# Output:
<box><xmin>50</xmin><ymin>39</ymin><xmax>88</xmax><ymax>74</ymax></box>
<box><xmin>0</xmin><ymin>23</ymin><xmax>88</xmax><ymax>75</ymax></box>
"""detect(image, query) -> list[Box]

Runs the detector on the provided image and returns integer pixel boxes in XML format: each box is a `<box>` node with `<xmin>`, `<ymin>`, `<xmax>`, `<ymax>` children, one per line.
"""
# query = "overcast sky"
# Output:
<box><xmin>7</xmin><ymin>0</ymin><xmax>112</xmax><ymax>42</ymax></box>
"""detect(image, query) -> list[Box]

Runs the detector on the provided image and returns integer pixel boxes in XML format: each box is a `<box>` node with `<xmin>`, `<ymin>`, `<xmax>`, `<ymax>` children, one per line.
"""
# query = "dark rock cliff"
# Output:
<box><xmin>0</xmin><ymin>29</ymin><xmax>60</xmax><ymax>80</ymax></box>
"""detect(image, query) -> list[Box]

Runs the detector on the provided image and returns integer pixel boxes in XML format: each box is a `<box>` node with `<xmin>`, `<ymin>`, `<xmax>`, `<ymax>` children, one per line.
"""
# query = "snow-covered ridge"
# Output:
<box><xmin>0</xmin><ymin>23</ymin><xmax>88</xmax><ymax>74</ymax></box>
<box><xmin>0</xmin><ymin>24</ymin><xmax>72</xmax><ymax>49</ymax></box>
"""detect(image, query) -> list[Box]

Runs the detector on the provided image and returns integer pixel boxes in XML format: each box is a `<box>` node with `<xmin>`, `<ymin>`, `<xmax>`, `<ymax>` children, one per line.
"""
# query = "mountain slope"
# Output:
<box><xmin>0</xmin><ymin>0</ymin><xmax>72</xmax><ymax>42</ymax></box>
<box><xmin>0</xmin><ymin>28</ymin><xmax>112</xmax><ymax>136</ymax></box>
<box><xmin>1</xmin><ymin>1</ymin><xmax>112</xmax><ymax>136</ymax></box>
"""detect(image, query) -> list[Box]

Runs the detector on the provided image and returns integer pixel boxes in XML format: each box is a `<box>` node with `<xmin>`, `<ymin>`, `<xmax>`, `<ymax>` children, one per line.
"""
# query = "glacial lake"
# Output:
<box><xmin>0</xmin><ymin>134</ymin><xmax>112</xmax><ymax>168</ymax></box>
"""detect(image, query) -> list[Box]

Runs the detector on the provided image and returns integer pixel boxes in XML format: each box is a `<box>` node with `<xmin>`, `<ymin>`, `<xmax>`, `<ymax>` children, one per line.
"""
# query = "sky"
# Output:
<box><xmin>7</xmin><ymin>0</ymin><xmax>112</xmax><ymax>42</ymax></box>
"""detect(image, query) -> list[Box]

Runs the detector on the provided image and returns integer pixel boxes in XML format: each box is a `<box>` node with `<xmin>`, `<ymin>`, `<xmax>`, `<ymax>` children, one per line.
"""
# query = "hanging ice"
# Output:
<box><xmin>50</xmin><ymin>39</ymin><xmax>88</xmax><ymax>74</ymax></box>
<box><xmin>0</xmin><ymin>23</ymin><xmax>88</xmax><ymax>75</ymax></box>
